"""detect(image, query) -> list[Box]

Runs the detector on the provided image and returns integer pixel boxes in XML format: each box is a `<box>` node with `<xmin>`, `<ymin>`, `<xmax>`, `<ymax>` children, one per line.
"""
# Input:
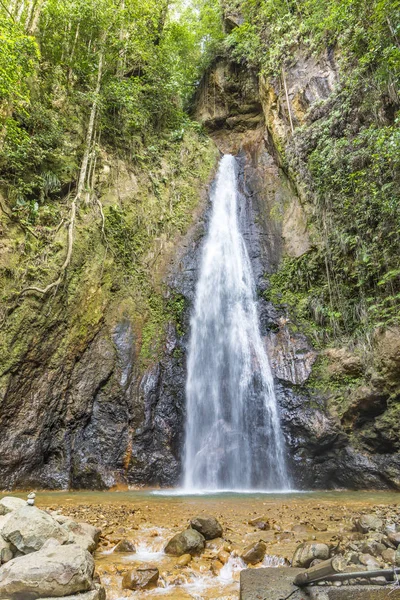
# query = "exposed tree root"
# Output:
<box><xmin>21</xmin><ymin>198</ymin><xmax>76</xmax><ymax>295</ymax></box>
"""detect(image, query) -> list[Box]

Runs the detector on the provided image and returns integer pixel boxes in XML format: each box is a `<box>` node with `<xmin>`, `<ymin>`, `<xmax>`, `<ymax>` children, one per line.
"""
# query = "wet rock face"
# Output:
<box><xmin>292</xmin><ymin>542</ymin><xmax>330</xmax><ymax>568</ymax></box>
<box><xmin>190</xmin><ymin>516</ymin><xmax>223</xmax><ymax>540</ymax></box>
<box><xmin>164</xmin><ymin>528</ymin><xmax>206</xmax><ymax>556</ymax></box>
<box><xmin>266</xmin><ymin>324</ymin><xmax>317</xmax><ymax>385</ymax></box>
<box><xmin>122</xmin><ymin>567</ymin><xmax>159</xmax><ymax>591</ymax></box>
<box><xmin>241</xmin><ymin>541</ymin><xmax>267</xmax><ymax>565</ymax></box>
<box><xmin>0</xmin><ymin>54</ymin><xmax>399</xmax><ymax>492</ymax></box>
<box><xmin>194</xmin><ymin>60</ymin><xmax>263</xmax><ymax>149</ymax></box>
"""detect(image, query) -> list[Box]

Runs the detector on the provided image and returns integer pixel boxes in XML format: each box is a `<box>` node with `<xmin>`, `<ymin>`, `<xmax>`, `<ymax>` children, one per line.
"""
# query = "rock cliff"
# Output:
<box><xmin>0</xmin><ymin>42</ymin><xmax>398</xmax><ymax>491</ymax></box>
<box><xmin>193</xmin><ymin>48</ymin><xmax>400</xmax><ymax>490</ymax></box>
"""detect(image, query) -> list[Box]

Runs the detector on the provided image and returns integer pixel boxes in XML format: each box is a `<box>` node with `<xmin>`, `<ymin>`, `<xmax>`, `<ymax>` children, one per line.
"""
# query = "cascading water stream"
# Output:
<box><xmin>183</xmin><ymin>154</ymin><xmax>289</xmax><ymax>491</ymax></box>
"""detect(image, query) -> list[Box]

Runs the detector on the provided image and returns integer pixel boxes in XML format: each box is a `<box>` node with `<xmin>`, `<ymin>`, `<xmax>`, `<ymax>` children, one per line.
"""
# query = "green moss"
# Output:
<box><xmin>0</xmin><ymin>128</ymin><xmax>218</xmax><ymax>381</ymax></box>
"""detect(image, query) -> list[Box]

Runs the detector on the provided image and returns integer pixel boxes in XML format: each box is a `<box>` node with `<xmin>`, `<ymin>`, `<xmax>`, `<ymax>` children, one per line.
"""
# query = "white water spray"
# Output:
<box><xmin>183</xmin><ymin>154</ymin><xmax>289</xmax><ymax>491</ymax></box>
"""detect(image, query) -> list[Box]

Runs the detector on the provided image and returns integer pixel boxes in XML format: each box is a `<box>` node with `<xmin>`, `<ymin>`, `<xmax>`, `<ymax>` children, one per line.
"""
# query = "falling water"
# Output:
<box><xmin>183</xmin><ymin>154</ymin><xmax>289</xmax><ymax>491</ymax></box>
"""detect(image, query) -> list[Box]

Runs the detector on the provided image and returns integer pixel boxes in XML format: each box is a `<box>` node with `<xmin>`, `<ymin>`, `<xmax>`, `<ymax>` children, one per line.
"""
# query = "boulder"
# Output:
<box><xmin>0</xmin><ymin>543</ymin><xmax>94</xmax><ymax>598</ymax></box>
<box><xmin>190</xmin><ymin>516</ymin><xmax>223</xmax><ymax>540</ymax></box>
<box><xmin>2</xmin><ymin>506</ymin><xmax>69</xmax><ymax>554</ymax></box>
<box><xmin>396</xmin><ymin>547</ymin><xmax>400</xmax><ymax>566</ymax></box>
<box><xmin>292</xmin><ymin>543</ymin><xmax>330</xmax><ymax>568</ymax></box>
<box><xmin>78</xmin><ymin>523</ymin><xmax>101</xmax><ymax>546</ymax></box>
<box><xmin>241</xmin><ymin>541</ymin><xmax>267</xmax><ymax>565</ymax></box>
<box><xmin>359</xmin><ymin>553</ymin><xmax>382</xmax><ymax>569</ymax></box>
<box><xmin>176</xmin><ymin>553</ymin><xmax>191</xmax><ymax>567</ymax></box>
<box><xmin>382</xmin><ymin>548</ymin><xmax>396</xmax><ymax>564</ymax></box>
<box><xmin>0</xmin><ymin>536</ymin><xmax>12</xmax><ymax>564</ymax></box>
<box><xmin>114</xmin><ymin>539</ymin><xmax>136</xmax><ymax>553</ymax></box>
<box><xmin>164</xmin><ymin>529</ymin><xmax>205</xmax><ymax>556</ymax></box>
<box><xmin>122</xmin><ymin>566</ymin><xmax>159</xmax><ymax>590</ymax></box>
<box><xmin>0</xmin><ymin>514</ymin><xmax>12</xmax><ymax>536</ymax></box>
<box><xmin>52</xmin><ymin>514</ymin><xmax>71</xmax><ymax>525</ymax></box>
<box><xmin>62</xmin><ymin>520</ymin><xmax>100</xmax><ymax>553</ymax></box>
<box><xmin>355</xmin><ymin>514</ymin><xmax>383</xmax><ymax>533</ymax></box>
<box><xmin>0</xmin><ymin>497</ymin><xmax>26</xmax><ymax>516</ymax></box>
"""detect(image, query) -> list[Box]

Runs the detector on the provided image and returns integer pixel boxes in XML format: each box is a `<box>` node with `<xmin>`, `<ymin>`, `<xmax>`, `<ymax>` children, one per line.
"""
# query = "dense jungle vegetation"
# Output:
<box><xmin>226</xmin><ymin>0</ymin><xmax>400</xmax><ymax>345</ymax></box>
<box><xmin>0</xmin><ymin>0</ymin><xmax>223</xmax><ymax>367</ymax></box>
<box><xmin>0</xmin><ymin>0</ymin><xmax>222</xmax><ymax>226</ymax></box>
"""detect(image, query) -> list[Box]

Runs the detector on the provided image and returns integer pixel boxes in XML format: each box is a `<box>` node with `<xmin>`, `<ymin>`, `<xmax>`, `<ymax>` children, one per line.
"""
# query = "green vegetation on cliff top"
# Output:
<box><xmin>0</xmin><ymin>0</ymin><xmax>221</xmax><ymax>371</ymax></box>
<box><xmin>227</xmin><ymin>0</ymin><xmax>400</xmax><ymax>345</ymax></box>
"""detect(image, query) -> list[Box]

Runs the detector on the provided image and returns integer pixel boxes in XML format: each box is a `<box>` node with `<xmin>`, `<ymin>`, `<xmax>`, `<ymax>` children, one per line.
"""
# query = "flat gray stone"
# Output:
<box><xmin>39</xmin><ymin>590</ymin><xmax>105</xmax><ymax>600</ymax></box>
<box><xmin>2</xmin><ymin>505</ymin><xmax>69</xmax><ymax>554</ymax></box>
<box><xmin>240</xmin><ymin>567</ymin><xmax>305</xmax><ymax>600</ymax></box>
<box><xmin>308</xmin><ymin>586</ymin><xmax>400</xmax><ymax>600</ymax></box>
<box><xmin>240</xmin><ymin>568</ymin><xmax>400</xmax><ymax>600</ymax></box>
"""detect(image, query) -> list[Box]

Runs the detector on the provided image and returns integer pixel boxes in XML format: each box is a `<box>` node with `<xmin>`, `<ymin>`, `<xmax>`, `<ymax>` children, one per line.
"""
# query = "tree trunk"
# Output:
<box><xmin>16</xmin><ymin>0</ymin><xmax>25</xmax><ymax>22</ymax></box>
<box><xmin>24</xmin><ymin>0</ymin><xmax>35</xmax><ymax>30</ymax></box>
<box><xmin>27</xmin><ymin>0</ymin><xmax>43</xmax><ymax>33</ymax></box>
<box><xmin>117</xmin><ymin>0</ymin><xmax>125</xmax><ymax>77</ymax></box>
<box><xmin>68</xmin><ymin>21</ymin><xmax>80</xmax><ymax>84</ymax></box>
<box><xmin>80</xmin><ymin>46</ymin><xmax>104</xmax><ymax>202</ymax></box>
<box><xmin>294</xmin><ymin>557</ymin><xmax>347</xmax><ymax>587</ymax></box>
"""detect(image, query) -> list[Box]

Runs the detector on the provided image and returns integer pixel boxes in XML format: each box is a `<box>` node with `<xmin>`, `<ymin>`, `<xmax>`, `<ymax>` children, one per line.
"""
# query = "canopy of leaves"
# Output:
<box><xmin>0</xmin><ymin>0</ymin><xmax>224</xmax><ymax>211</ymax></box>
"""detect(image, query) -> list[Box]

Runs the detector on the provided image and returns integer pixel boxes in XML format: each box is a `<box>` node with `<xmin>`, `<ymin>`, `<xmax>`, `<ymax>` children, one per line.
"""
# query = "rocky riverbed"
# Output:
<box><xmin>1</xmin><ymin>489</ymin><xmax>398</xmax><ymax>599</ymax></box>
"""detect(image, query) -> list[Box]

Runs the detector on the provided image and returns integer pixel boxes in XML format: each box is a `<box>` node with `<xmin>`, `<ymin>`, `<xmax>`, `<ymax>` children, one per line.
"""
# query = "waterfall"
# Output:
<box><xmin>183</xmin><ymin>154</ymin><xmax>289</xmax><ymax>491</ymax></box>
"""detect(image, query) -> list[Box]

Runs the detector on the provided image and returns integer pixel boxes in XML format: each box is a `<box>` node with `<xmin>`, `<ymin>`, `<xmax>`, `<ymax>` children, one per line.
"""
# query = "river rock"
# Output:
<box><xmin>2</xmin><ymin>505</ymin><xmax>69</xmax><ymax>554</ymax></box>
<box><xmin>382</xmin><ymin>548</ymin><xmax>396</xmax><ymax>564</ymax></box>
<box><xmin>164</xmin><ymin>529</ymin><xmax>205</xmax><ymax>556</ymax></box>
<box><xmin>176</xmin><ymin>553</ymin><xmax>192</xmax><ymax>566</ymax></box>
<box><xmin>359</xmin><ymin>553</ymin><xmax>382</xmax><ymax>569</ymax></box>
<box><xmin>241</xmin><ymin>541</ymin><xmax>267</xmax><ymax>565</ymax></box>
<box><xmin>190</xmin><ymin>516</ymin><xmax>223</xmax><ymax>540</ymax></box>
<box><xmin>388</xmin><ymin>531</ymin><xmax>400</xmax><ymax>547</ymax></box>
<box><xmin>122</xmin><ymin>566</ymin><xmax>159</xmax><ymax>590</ymax></box>
<box><xmin>396</xmin><ymin>547</ymin><xmax>400</xmax><ymax>566</ymax></box>
<box><xmin>0</xmin><ymin>497</ymin><xmax>26</xmax><ymax>516</ymax></box>
<box><xmin>292</xmin><ymin>542</ymin><xmax>330</xmax><ymax>567</ymax></box>
<box><xmin>0</xmin><ymin>543</ymin><xmax>94</xmax><ymax>598</ymax></box>
<box><xmin>218</xmin><ymin>549</ymin><xmax>230</xmax><ymax>564</ymax></box>
<box><xmin>114</xmin><ymin>539</ymin><xmax>136</xmax><ymax>553</ymax></box>
<box><xmin>361</xmin><ymin>540</ymin><xmax>386</xmax><ymax>556</ymax></box>
<box><xmin>211</xmin><ymin>559</ymin><xmax>224</xmax><ymax>575</ymax></box>
<box><xmin>355</xmin><ymin>514</ymin><xmax>383</xmax><ymax>533</ymax></box>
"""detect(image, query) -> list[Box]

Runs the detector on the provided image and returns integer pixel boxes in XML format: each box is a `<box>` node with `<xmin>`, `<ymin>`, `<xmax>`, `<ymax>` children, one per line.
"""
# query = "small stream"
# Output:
<box><xmin>6</xmin><ymin>489</ymin><xmax>399</xmax><ymax>600</ymax></box>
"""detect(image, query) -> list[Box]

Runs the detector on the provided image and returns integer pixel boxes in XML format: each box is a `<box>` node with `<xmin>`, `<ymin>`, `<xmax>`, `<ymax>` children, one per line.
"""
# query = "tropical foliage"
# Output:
<box><xmin>227</xmin><ymin>0</ymin><xmax>400</xmax><ymax>342</ymax></box>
